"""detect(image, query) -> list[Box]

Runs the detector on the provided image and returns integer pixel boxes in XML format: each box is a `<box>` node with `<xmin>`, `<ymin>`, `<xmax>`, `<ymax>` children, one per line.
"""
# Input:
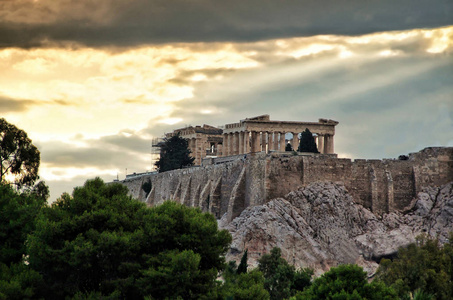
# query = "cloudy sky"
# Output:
<box><xmin>1</xmin><ymin>0</ymin><xmax>452</xmax><ymax>201</ymax></box>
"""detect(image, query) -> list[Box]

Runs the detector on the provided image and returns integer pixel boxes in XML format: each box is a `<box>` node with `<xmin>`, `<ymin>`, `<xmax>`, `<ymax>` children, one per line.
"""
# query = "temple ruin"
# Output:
<box><xmin>166</xmin><ymin>124</ymin><xmax>223</xmax><ymax>166</ymax></box>
<box><xmin>222</xmin><ymin>115</ymin><xmax>338</xmax><ymax>156</ymax></box>
<box><xmin>165</xmin><ymin>115</ymin><xmax>339</xmax><ymax>165</ymax></box>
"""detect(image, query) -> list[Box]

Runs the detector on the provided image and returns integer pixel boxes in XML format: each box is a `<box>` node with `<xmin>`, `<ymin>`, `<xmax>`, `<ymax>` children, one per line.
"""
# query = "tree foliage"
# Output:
<box><xmin>222</xmin><ymin>260</ymin><xmax>269</xmax><ymax>300</ymax></box>
<box><xmin>26</xmin><ymin>178</ymin><xmax>231</xmax><ymax>299</ymax></box>
<box><xmin>237</xmin><ymin>249</ymin><xmax>248</xmax><ymax>275</ymax></box>
<box><xmin>155</xmin><ymin>134</ymin><xmax>195</xmax><ymax>173</ymax></box>
<box><xmin>258</xmin><ymin>247</ymin><xmax>313</xmax><ymax>300</ymax></box>
<box><xmin>298</xmin><ymin>264</ymin><xmax>397</xmax><ymax>300</ymax></box>
<box><xmin>0</xmin><ymin>119</ymin><xmax>40</xmax><ymax>188</ymax></box>
<box><xmin>0</xmin><ymin>183</ymin><xmax>47</xmax><ymax>266</ymax></box>
<box><xmin>376</xmin><ymin>234</ymin><xmax>453</xmax><ymax>300</ymax></box>
<box><xmin>297</xmin><ymin>128</ymin><xmax>319</xmax><ymax>153</ymax></box>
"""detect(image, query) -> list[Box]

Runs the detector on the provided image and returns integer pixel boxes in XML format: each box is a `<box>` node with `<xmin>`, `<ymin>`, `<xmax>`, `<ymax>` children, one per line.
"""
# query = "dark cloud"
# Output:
<box><xmin>0</xmin><ymin>95</ymin><xmax>74</xmax><ymax>113</ymax></box>
<box><xmin>1</xmin><ymin>0</ymin><xmax>452</xmax><ymax>48</ymax></box>
<box><xmin>0</xmin><ymin>95</ymin><xmax>36</xmax><ymax>112</ymax></box>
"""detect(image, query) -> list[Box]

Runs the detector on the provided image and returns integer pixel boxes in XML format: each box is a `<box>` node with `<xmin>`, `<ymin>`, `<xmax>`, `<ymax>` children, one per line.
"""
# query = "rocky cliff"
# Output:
<box><xmin>220</xmin><ymin>181</ymin><xmax>453</xmax><ymax>276</ymax></box>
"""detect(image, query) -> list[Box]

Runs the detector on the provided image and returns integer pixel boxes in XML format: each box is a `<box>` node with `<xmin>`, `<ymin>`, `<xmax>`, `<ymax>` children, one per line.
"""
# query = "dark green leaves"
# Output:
<box><xmin>0</xmin><ymin>118</ymin><xmax>40</xmax><ymax>188</ymax></box>
<box><xmin>298</xmin><ymin>128</ymin><xmax>319</xmax><ymax>153</ymax></box>
<box><xmin>155</xmin><ymin>133</ymin><xmax>195</xmax><ymax>172</ymax></box>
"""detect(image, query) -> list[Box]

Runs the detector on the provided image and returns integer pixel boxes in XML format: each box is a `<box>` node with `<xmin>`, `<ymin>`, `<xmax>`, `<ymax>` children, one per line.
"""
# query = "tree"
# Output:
<box><xmin>227</xmin><ymin>269</ymin><xmax>270</xmax><ymax>300</ymax></box>
<box><xmin>297</xmin><ymin>128</ymin><xmax>319</xmax><ymax>153</ymax></box>
<box><xmin>27</xmin><ymin>178</ymin><xmax>232</xmax><ymax>299</ymax></box>
<box><xmin>155</xmin><ymin>133</ymin><xmax>195</xmax><ymax>173</ymax></box>
<box><xmin>237</xmin><ymin>249</ymin><xmax>248</xmax><ymax>275</ymax></box>
<box><xmin>299</xmin><ymin>264</ymin><xmax>397</xmax><ymax>300</ymax></box>
<box><xmin>0</xmin><ymin>183</ymin><xmax>47</xmax><ymax>266</ymax></box>
<box><xmin>0</xmin><ymin>183</ymin><xmax>47</xmax><ymax>299</ymax></box>
<box><xmin>285</xmin><ymin>143</ymin><xmax>293</xmax><ymax>152</ymax></box>
<box><xmin>0</xmin><ymin>118</ymin><xmax>40</xmax><ymax>188</ymax></box>
<box><xmin>376</xmin><ymin>234</ymin><xmax>453</xmax><ymax>300</ymax></box>
<box><xmin>221</xmin><ymin>260</ymin><xmax>269</xmax><ymax>300</ymax></box>
<box><xmin>258</xmin><ymin>247</ymin><xmax>301</xmax><ymax>300</ymax></box>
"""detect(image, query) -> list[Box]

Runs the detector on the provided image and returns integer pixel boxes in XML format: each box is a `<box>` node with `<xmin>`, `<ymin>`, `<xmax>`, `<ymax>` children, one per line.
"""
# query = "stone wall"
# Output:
<box><xmin>119</xmin><ymin>147</ymin><xmax>453</xmax><ymax>220</ymax></box>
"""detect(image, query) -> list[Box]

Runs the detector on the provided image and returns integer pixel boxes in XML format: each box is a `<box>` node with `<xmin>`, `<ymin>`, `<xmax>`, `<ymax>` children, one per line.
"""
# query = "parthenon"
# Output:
<box><xmin>222</xmin><ymin>115</ymin><xmax>338</xmax><ymax>156</ymax></box>
<box><xmin>166</xmin><ymin>115</ymin><xmax>339</xmax><ymax>165</ymax></box>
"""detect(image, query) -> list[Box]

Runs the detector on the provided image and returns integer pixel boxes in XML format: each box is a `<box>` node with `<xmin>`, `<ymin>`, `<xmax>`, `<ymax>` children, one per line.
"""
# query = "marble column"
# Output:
<box><xmin>318</xmin><ymin>134</ymin><xmax>324</xmax><ymax>154</ymax></box>
<box><xmin>273</xmin><ymin>132</ymin><xmax>279</xmax><ymax>151</ymax></box>
<box><xmin>228</xmin><ymin>133</ymin><xmax>233</xmax><ymax>156</ymax></box>
<box><xmin>244</xmin><ymin>131</ymin><xmax>250</xmax><ymax>153</ymax></box>
<box><xmin>292</xmin><ymin>133</ymin><xmax>299</xmax><ymax>151</ymax></box>
<box><xmin>238</xmin><ymin>132</ymin><xmax>244</xmax><ymax>154</ymax></box>
<box><xmin>223</xmin><ymin>134</ymin><xmax>229</xmax><ymax>156</ymax></box>
<box><xmin>325</xmin><ymin>134</ymin><xmax>334</xmax><ymax>154</ymax></box>
<box><xmin>251</xmin><ymin>131</ymin><xmax>260</xmax><ymax>152</ymax></box>
<box><xmin>279</xmin><ymin>132</ymin><xmax>286</xmax><ymax>151</ymax></box>
<box><xmin>233</xmin><ymin>132</ymin><xmax>239</xmax><ymax>155</ymax></box>
<box><xmin>261</xmin><ymin>131</ymin><xmax>267</xmax><ymax>153</ymax></box>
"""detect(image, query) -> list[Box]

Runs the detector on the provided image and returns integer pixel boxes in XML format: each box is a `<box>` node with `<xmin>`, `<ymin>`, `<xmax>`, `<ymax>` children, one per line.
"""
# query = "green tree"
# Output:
<box><xmin>292</xmin><ymin>267</ymin><xmax>313</xmax><ymax>293</ymax></box>
<box><xmin>0</xmin><ymin>183</ymin><xmax>47</xmax><ymax>266</ymax></box>
<box><xmin>228</xmin><ymin>269</ymin><xmax>270</xmax><ymax>300</ymax></box>
<box><xmin>0</xmin><ymin>183</ymin><xmax>47</xmax><ymax>300</ymax></box>
<box><xmin>285</xmin><ymin>143</ymin><xmax>293</xmax><ymax>152</ymax></box>
<box><xmin>376</xmin><ymin>234</ymin><xmax>453</xmax><ymax>300</ymax></box>
<box><xmin>297</xmin><ymin>128</ymin><xmax>319</xmax><ymax>153</ymax></box>
<box><xmin>258</xmin><ymin>247</ymin><xmax>297</xmax><ymax>300</ymax></box>
<box><xmin>237</xmin><ymin>249</ymin><xmax>248</xmax><ymax>275</ymax></box>
<box><xmin>0</xmin><ymin>118</ymin><xmax>40</xmax><ymax>188</ymax></box>
<box><xmin>155</xmin><ymin>133</ymin><xmax>195</xmax><ymax>173</ymax></box>
<box><xmin>27</xmin><ymin>178</ymin><xmax>232</xmax><ymax>299</ymax></box>
<box><xmin>299</xmin><ymin>264</ymin><xmax>397</xmax><ymax>300</ymax></box>
<box><xmin>222</xmin><ymin>260</ymin><xmax>269</xmax><ymax>300</ymax></box>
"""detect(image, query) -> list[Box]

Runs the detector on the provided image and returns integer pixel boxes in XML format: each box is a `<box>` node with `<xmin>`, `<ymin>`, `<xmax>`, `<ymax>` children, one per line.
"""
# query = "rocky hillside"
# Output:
<box><xmin>219</xmin><ymin>181</ymin><xmax>453</xmax><ymax>276</ymax></box>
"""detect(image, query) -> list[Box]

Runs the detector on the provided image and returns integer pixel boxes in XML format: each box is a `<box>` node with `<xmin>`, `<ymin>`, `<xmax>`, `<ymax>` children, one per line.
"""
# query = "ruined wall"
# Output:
<box><xmin>120</xmin><ymin>147</ymin><xmax>453</xmax><ymax>220</ymax></box>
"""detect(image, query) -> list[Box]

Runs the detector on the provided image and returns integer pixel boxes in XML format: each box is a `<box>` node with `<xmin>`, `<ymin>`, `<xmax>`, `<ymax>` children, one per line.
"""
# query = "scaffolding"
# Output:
<box><xmin>151</xmin><ymin>137</ymin><xmax>164</xmax><ymax>170</ymax></box>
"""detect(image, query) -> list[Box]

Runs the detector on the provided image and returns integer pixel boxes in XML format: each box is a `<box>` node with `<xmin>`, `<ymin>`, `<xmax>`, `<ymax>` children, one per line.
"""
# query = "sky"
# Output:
<box><xmin>1</xmin><ymin>0</ymin><xmax>452</xmax><ymax>201</ymax></box>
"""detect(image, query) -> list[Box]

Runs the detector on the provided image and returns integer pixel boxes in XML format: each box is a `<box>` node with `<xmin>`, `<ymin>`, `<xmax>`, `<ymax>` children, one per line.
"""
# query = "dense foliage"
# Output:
<box><xmin>0</xmin><ymin>184</ymin><xmax>47</xmax><ymax>266</ymax></box>
<box><xmin>0</xmin><ymin>118</ymin><xmax>40</xmax><ymax>188</ymax></box>
<box><xmin>297</xmin><ymin>264</ymin><xmax>397</xmax><ymax>300</ymax></box>
<box><xmin>258</xmin><ymin>247</ymin><xmax>313</xmax><ymax>300</ymax></box>
<box><xmin>376</xmin><ymin>234</ymin><xmax>453</xmax><ymax>300</ymax></box>
<box><xmin>25</xmin><ymin>178</ymin><xmax>231</xmax><ymax>299</ymax></box>
<box><xmin>0</xmin><ymin>184</ymin><xmax>47</xmax><ymax>300</ymax></box>
<box><xmin>222</xmin><ymin>260</ymin><xmax>270</xmax><ymax>299</ymax></box>
<box><xmin>297</xmin><ymin>128</ymin><xmax>319</xmax><ymax>153</ymax></box>
<box><xmin>155</xmin><ymin>133</ymin><xmax>195</xmax><ymax>172</ymax></box>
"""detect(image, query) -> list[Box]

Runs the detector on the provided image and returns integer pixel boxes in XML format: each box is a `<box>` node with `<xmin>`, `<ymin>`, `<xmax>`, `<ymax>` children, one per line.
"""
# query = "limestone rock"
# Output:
<box><xmin>220</xmin><ymin>181</ymin><xmax>453</xmax><ymax>276</ymax></box>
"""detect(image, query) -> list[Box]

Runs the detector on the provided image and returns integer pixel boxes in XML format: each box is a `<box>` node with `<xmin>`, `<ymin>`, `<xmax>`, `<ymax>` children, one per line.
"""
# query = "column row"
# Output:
<box><xmin>222</xmin><ymin>132</ymin><xmax>334</xmax><ymax>156</ymax></box>
<box><xmin>222</xmin><ymin>131</ymin><xmax>300</xmax><ymax>156</ymax></box>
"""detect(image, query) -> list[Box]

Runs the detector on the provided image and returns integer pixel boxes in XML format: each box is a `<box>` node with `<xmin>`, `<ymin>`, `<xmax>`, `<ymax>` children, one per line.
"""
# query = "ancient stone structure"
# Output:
<box><xmin>166</xmin><ymin>124</ymin><xmax>223</xmax><ymax>165</ymax></box>
<box><xmin>222</xmin><ymin>115</ymin><xmax>338</xmax><ymax>155</ymax></box>
<box><xmin>163</xmin><ymin>115</ymin><xmax>339</xmax><ymax>165</ymax></box>
<box><xmin>121</xmin><ymin>147</ymin><xmax>453</xmax><ymax>221</ymax></box>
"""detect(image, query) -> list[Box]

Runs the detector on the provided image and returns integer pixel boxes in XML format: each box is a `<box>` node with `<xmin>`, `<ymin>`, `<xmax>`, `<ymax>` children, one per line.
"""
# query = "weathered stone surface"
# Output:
<box><xmin>220</xmin><ymin>181</ymin><xmax>453</xmax><ymax>276</ymax></box>
<box><xmin>121</xmin><ymin>147</ymin><xmax>453</xmax><ymax>220</ymax></box>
